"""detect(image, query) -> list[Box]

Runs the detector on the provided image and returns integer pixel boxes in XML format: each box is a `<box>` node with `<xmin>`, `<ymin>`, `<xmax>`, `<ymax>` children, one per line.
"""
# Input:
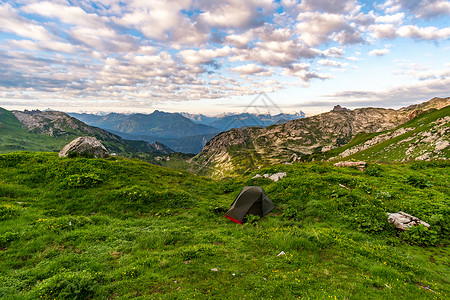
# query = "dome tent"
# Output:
<box><xmin>225</xmin><ymin>186</ymin><xmax>274</xmax><ymax>224</ymax></box>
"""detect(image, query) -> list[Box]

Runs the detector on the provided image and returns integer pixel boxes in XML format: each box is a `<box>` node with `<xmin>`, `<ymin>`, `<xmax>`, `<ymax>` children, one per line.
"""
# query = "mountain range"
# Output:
<box><xmin>0</xmin><ymin>108</ymin><xmax>172</xmax><ymax>157</ymax></box>
<box><xmin>192</xmin><ymin>97</ymin><xmax>450</xmax><ymax>177</ymax></box>
<box><xmin>69</xmin><ymin>110</ymin><xmax>305</xmax><ymax>153</ymax></box>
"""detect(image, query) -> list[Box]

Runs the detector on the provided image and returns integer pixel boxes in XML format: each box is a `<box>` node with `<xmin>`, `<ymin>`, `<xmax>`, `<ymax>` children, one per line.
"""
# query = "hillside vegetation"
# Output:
<box><xmin>0</xmin><ymin>152</ymin><xmax>448</xmax><ymax>299</ymax></box>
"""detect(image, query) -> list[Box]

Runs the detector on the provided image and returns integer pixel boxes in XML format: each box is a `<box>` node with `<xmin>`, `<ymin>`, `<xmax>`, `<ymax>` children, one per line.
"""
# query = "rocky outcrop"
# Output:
<box><xmin>59</xmin><ymin>136</ymin><xmax>109</xmax><ymax>158</ymax></box>
<box><xmin>336</xmin><ymin>127</ymin><xmax>415</xmax><ymax>159</ymax></box>
<box><xmin>332</xmin><ymin>105</ymin><xmax>349</xmax><ymax>112</ymax></box>
<box><xmin>387</xmin><ymin>211</ymin><xmax>431</xmax><ymax>231</ymax></box>
<box><xmin>252</xmin><ymin>172</ymin><xmax>287</xmax><ymax>182</ymax></box>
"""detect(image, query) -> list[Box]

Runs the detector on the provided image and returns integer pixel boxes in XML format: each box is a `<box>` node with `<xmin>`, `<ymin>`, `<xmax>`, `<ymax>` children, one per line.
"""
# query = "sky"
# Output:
<box><xmin>0</xmin><ymin>0</ymin><xmax>449</xmax><ymax>116</ymax></box>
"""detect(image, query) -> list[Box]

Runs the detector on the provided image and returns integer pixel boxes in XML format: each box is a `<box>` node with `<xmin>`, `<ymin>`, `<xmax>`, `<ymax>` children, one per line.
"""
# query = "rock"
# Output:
<box><xmin>333</xmin><ymin>161</ymin><xmax>366</xmax><ymax>171</ymax></box>
<box><xmin>252</xmin><ymin>174</ymin><xmax>262</xmax><ymax>179</ymax></box>
<box><xmin>269</xmin><ymin>172</ymin><xmax>286</xmax><ymax>182</ymax></box>
<box><xmin>211</xmin><ymin>268</ymin><xmax>219</xmax><ymax>272</ymax></box>
<box><xmin>415</xmin><ymin>152</ymin><xmax>430</xmax><ymax>161</ymax></box>
<box><xmin>386</xmin><ymin>211</ymin><xmax>431</xmax><ymax>231</ymax></box>
<box><xmin>59</xmin><ymin>136</ymin><xmax>109</xmax><ymax>158</ymax></box>
<box><xmin>263</xmin><ymin>174</ymin><xmax>270</xmax><ymax>178</ymax></box>
<box><xmin>332</xmin><ymin>105</ymin><xmax>349</xmax><ymax>112</ymax></box>
<box><xmin>435</xmin><ymin>140</ymin><xmax>449</xmax><ymax>152</ymax></box>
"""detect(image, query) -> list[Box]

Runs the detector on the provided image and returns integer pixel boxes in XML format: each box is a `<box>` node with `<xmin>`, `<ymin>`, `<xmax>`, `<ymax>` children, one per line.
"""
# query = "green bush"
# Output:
<box><xmin>32</xmin><ymin>270</ymin><xmax>97</xmax><ymax>300</ymax></box>
<box><xmin>400</xmin><ymin>225</ymin><xmax>439</xmax><ymax>246</ymax></box>
<box><xmin>404</xmin><ymin>174</ymin><xmax>433</xmax><ymax>188</ymax></box>
<box><xmin>0</xmin><ymin>204</ymin><xmax>20</xmax><ymax>220</ymax></box>
<box><xmin>283</xmin><ymin>207</ymin><xmax>301</xmax><ymax>221</ymax></box>
<box><xmin>364</xmin><ymin>164</ymin><xmax>382</xmax><ymax>177</ymax></box>
<box><xmin>67</xmin><ymin>151</ymin><xmax>95</xmax><ymax>159</ymax></box>
<box><xmin>63</xmin><ymin>173</ymin><xmax>103</xmax><ymax>188</ymax></box>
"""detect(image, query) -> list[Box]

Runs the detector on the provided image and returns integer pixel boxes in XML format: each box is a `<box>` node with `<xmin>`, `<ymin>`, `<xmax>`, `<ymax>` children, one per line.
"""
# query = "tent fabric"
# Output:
<box><xmin>225</xmin><ymin>186</ymin><xmax>274</xmax><ymax>224</ymax></box>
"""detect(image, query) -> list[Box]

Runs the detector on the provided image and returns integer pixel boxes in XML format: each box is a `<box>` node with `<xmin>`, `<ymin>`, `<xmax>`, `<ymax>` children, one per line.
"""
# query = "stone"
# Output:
<box><xmin>333</xmin><ymin>161</ymin><xmax>366</xmax><ymax>171</ymax></box>
<box><xmin>435</xmin><ymin>140</ymin><xmax>449</xmax><ymax>152</ymax></box>
<box><xmin>59</xmin><ymin>136</ymin><xmax>109</xmax><ymax>158</ymax></box>
<box><xmin>269</xmin><ymin>172</ymin><xmax>286</xmax><ymax>182</ymax></box>
<box><xmin>386</xmin><ymin>211</ymin><xmax>430</xmax><ymax>231</ymax></box>
<box><xmin>252</xmin><ymin>174</ymin><xmax>262</xmax><ymax>179</ymax></box>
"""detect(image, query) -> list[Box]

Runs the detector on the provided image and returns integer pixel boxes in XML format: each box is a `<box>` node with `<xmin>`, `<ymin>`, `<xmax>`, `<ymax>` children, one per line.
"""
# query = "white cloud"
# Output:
<box><xmin>318</xmin><ymin>59</ymin><xmax>349</xmax><ymax>67</ymax></box>
<box><xmin>369</xmin><ymin>48</ymin><xmax>390</xmax><ymax>56</ymax></box>
<box><xmin>282</xmin><ymin>63</ymin><xmax>333</xmax><ymax>82</ymax></box>
<box><xmin>0</xmin><ymin>3</ymin><xmax>55</xmax><ymax>41</ymax></box>
<box><xmin>397</xmin><ymin>25</ymin><xmax>450</xmax><ymax>40</ymax></box>
<box><xmin>298</xmin><ymin>0</ymin><xmax>359</xmax><ymax>14</ymax></box>
<box><xmin>230</xmin><ymin>64</ymin><xmax>272</xmax><ymax>76</ymax></box>
<box><xmin>296</xmin><ymin>12</ymin><xmax>363</xmax><ymax>46</ymax></box>
<box><xmin>380</xmin><ymin>0</ymin><xmax>450</xmax><ymax>19</ymax></box>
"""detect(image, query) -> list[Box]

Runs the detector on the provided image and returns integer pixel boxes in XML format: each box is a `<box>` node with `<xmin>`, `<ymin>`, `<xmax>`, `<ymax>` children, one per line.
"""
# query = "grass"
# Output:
<box><xmin>0</xmin><ymin>152</ymin><xmax>448</xmax><ymax>299</ymax></box>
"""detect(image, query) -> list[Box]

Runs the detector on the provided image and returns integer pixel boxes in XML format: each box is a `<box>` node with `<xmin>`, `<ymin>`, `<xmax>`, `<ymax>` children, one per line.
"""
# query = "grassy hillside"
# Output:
<box><xmin>0</xmin><ymin>152</ymin><xmax>448</xmax><ymax>299</ymax></box>
<box><xmin>0</xmin><ymin>108</ymin><xmax>177</xmax><ymax>167</ymax></box>
<box><xmin>0</xmin><ymin>108</ymin><xmax>66</xmax><ymax>152</ymax></box>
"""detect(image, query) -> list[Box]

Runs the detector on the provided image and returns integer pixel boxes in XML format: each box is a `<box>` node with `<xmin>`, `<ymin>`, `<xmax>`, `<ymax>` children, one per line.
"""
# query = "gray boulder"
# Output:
<box><xmin>59</xmin><ymin>136</ymin><xmax>109</xmax><ymax>158</ymax></box>
<box><xmin>386</xmin><ymin>211</ymin><xmax>430</xmax><ymax>231</ymax></box>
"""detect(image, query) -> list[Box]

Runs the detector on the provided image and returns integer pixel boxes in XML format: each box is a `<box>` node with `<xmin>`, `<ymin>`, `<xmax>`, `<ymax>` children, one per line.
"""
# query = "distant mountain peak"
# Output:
<box><xmin>332</xmin><ymin>105</ymin><xmax>349</xmax><ymax>112</ymax></box>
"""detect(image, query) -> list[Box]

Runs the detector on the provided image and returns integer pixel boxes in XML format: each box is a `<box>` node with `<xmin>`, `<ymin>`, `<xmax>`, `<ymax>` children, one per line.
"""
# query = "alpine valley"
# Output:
<box><xmin>0</xmin><ymin>97</ymin><xmax>449</xmax><ymax>300</ymax></box>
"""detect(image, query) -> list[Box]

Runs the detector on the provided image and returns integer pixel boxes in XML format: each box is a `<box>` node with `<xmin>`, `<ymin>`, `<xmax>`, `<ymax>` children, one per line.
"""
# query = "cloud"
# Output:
<box><xmin>230</xmin><ymin>64</ymin><xmax>272</xmax><ymax>76</ymax></box>
<box><xmin>296</xmin><ymin>12</ymin><xmax>364</xmax><ymax>46</ymax></box>
<box><xmin>282</xmin><ymin>63</ymin><xmax>333</xmax><ymax>82</ymax></box>
<box><xmin>318</xmin><ymin>59</ymin><xmax>348</xmax><ymax>67</ymax></box>
<box><xmin>298</xmin><ymin>0</ymin><xmax>360</xmax><ymax>14</ymax></box>
<box><xmin>0</xmin><ymin>3</ymin><xmax>55</xmax><ymax>41</ymax></box>
<box><xmin>324</xmin><ymin>76</ymin><xmax>450</xmax><ymax>107</ymax></box>
<box><xmin>380</xmin><ymin>0</ymin><xmax>450</xmax><ymax>19</ymax></box>
<box><xmin>196</xmin><ymin>0</ymin><xmax>276</xmax><ymax>29</ymax></box>
<box><xmin>369</xmin><ymin>48</ymin><xmax>390</xmax><ymax>56</ymax></box>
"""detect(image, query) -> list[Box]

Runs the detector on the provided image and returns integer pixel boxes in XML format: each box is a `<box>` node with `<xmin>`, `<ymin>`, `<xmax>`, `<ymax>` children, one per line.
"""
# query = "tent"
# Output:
<box><xmin>225</xmin><ymin>186</ymin><xmax>274</xmax><ymax>224</ymax></box>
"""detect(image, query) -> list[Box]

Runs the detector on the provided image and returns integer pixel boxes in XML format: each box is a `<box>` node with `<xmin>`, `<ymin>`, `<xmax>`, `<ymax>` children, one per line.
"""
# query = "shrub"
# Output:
<box><xmin>32</xmin><ymin>270</ymin><xmax>97</xmax><ymax>300</ymax></box>
<box><xmin>0</xmin><ymin>204</ymin><xmax>20</xmax><ymax>220</ymax></box>
<box><xmin>283</xmin><ymin>207</ymin><xmax>301</xmax><ymax>221</ymax></box>
<box><xmin>364</xmin><ymin>164</ymin><xmax>382</xmax><ymax>177</ymax></box>
<box><xmin>400</xmin><ymin>225</ymin><xmax>439</xmax><ymax>246</ymax></box>
<box><xmin>63</xmin><ymin>173</ymin><xmax>103</xmax><ymax>188</ymax></box>
<box><xmin>67</xmin><ymin>151</ymin><xmax>95</xmax><ymax>159</ymax></box>
<box><xmin>405</xmin><ymin>175</ymin><xmax>433</xmax><ymax>188</ymax></box>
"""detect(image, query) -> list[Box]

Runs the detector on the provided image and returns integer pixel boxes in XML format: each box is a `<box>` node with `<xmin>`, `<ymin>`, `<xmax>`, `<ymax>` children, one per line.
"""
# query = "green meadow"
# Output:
<box><xmin>0</xmin><ymin>152</ymin><xmax>448</xmax><ymax>299</ymax></box>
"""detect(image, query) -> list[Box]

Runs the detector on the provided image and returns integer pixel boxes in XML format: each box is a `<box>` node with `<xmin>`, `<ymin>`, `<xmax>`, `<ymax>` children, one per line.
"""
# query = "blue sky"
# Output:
<box><xmin>0</xmin><ymin>0</ymin><xmax>449</xmax><ymax>115</ymax></box>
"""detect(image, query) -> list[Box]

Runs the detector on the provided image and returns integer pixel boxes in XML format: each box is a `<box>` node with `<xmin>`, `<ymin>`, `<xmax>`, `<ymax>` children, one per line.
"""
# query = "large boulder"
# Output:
<box><xmin>386</xmin><ymin>211</ymin><xmax>431</xmax><ymax>231</ymax></box>
<box><xmin>59</xmin><ymin>136</ymin><xmax>109</xmax><ymax>158</ymax></box>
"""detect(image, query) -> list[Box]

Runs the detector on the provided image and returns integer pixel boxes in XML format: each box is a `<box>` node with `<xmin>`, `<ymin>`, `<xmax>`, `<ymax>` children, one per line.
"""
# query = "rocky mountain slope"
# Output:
<box><xmin>329</xmin><ymin>105</ymin><xmax>450</xmax><ymax>162</ymax></box>
<box><xmin>193</xmin><ymin>97</ymin><xmax>449</xmax><ymax>176</ymax></box>
<box><xmin>0</xmin><ymin>108</ymin><xmax>172</xmax><ymax>155</ymax></box>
